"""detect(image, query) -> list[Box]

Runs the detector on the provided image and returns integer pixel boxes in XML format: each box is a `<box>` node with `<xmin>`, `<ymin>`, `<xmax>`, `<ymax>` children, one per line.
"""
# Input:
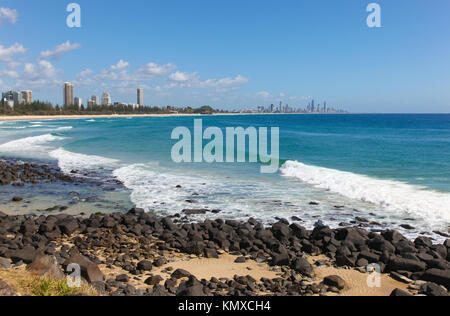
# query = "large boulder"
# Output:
<box><xmin>271</xmin><ymin>223</ymin><xmax>291</xmax><ymax>240</ymax></box>
<box><xmin>57</xmin><ymin>218</ymin><xmax>79</xmax><ymax>236</ymax></box>
<box><xmin>177</xmin><ymin>276</ymin><xmax>206</xmax><ymax>296</ymax></box>
<box><xmin>8</xmin><ymin>246</ymin><xmax>40</xmax><ymax>264</ymax></box>
<box><xmin>388</xmin><ymin>257</ymin><xmax>426</xmax><ymax>272</ymax></box>
<box><xmin>335</xmin><ymin>228</ymin><xmax>366</xmax><ymax>247</ymax></box>
<box><xmin>136</xmin><ymin>260</ymin><xmax>153</xmax><ymax>271</ymax></box>
<box><xmin>27</xmin><ymin>253</ymin><xmax>65</xmax><ymax>279</ymax></box>
<box><xmin>63</xmin><ymin>253</ymin><xmax>105</xmax><ymax>283</ymax></box>
<box><xmin>323</xmin><ymin>275</ymin><xmax>346</xmax><ymax>290</ymax></box>
<box><xmin>271</xmin><ymin>252</ymin><xmax>289</xmax><ymax>266</ymax></box>
<box><xmin>420</xmin><ymin>282</ymin><xmax>448</xmax><ymax>297</ymax></box>
<box><xmin>422</xmin><ymin>269</ymin><xmax>450</xmax><ymax>290</ymax></box>
<box><xmin>292</xmin><ymin>257</ymin><xmax>314</xmax><ymax>276</ymax></box>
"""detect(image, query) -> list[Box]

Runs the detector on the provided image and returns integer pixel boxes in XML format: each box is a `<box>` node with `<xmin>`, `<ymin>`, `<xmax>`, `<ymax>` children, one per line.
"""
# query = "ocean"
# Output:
<box><xmin>0</xmin><ymin>114</ymin><xmax>449</xmax><ymax>241</ymax></box>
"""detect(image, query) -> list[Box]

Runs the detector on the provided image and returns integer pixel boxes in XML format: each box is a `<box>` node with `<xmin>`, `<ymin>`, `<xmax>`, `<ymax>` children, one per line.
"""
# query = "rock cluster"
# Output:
<box><xmin>0</xmin><ymin>209</ymin><xmax>448</xmax><ymax>296</ymax></box>
<box><xmin>0</xmin><ymin>160</ymin><xmax>78</xmax><ymax>186</ymax></box>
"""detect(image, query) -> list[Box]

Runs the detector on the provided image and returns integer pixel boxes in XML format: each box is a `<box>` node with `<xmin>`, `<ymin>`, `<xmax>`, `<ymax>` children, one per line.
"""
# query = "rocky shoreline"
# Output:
<box><xmin>0</xmin><ymin>159</ymin><xmax>449</xmax><ymax>296</ymax></box>
<box><xmin>0</xmin><ymin>208</ymin><xmax>449</xmax><ymax>296</ymax></box>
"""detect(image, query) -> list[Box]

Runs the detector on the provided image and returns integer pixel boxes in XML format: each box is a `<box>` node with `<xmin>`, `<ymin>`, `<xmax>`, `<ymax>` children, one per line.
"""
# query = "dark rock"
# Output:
<box><xmin>12</xmin><ymin>196</ymin><xmax>23</xmax><ymax>202</ymax></box>
<box><xmin>171</xmin><ymin>269</ymin><xmax>191</xmax><ymax>279</ymax></box>
<box><xmin>234</xmin><ymin>257</ymin><xmax>247</xmax><ymax>263</ymax></box>
<box><xmin>356</xmin><ymin>258</ymin><xmax>369</xmax><ymax>268</ymax></box>
<box><xmin>271</xmin><ymin>252</ymin><xmax>289</xmax><ymax>266</ymax></box>
<box><xmin>293</xmin><ymin>257</ymin><xmax>314</xmax><ymax>276</ymax></box>
<box><xmin>420</xmin><ymin>282</ymin><xmax>448</xmax><ymax>297</ymax></box>
<box><xmin>116</xmin><ymin>274</ymin><xmax>130</xmax><ymax>283</ymax></box>
<box><xmin>323</xmin><ymin>275</ymin><xmax>346</xmax><ymax>290</ymax></box>
<box><xmin>57</xmin><ymin>218</ymin><xmax>79</xmax><ymax>236</ymax></box>
<box><xmin>8</xmin><ymin>247</ymin><xmax>40</xmax><ymax>264</ymax></box>
<box><xmin>64</xmin><ymin>253</ymin><xmax>105</xmax><ymax>283</ymax></box>
<box><xmin>336</xmin><ymin>228</ymin><xmax>366</xmax><ymax>247</ymax></box>
<box><xmin>335</xmin><ymin>255</ymin><xmax>356</xmax><ymax>267</ymax></box>
<box><xmin>388</xmin><ymin>257</ymin><xmax>426</xmax><ymax>272</ymax></box>
<box><xmin>422</xmin><ymin>269</ymin><xmax>450</xmax><ymax>290</ymax></box>
<box><xmin>177</xmin><ymin>276</ymin><xmax>205</xmax><ymax>296</ymax></box>
<box><xmin>414</xmin><ymin>236</ymin><xmax>433</xmax><ymax>248</ymax></box>
<box><xmin>355</xmin><ymin>217</ymin><xmax>369</xmax><ymax>223</ymax></box>
<box><xmin>153</xmin><ymin>257</ymin><xmax>167</xmax><ymax>267</ymax></box>
<box><xmin>204</xmin><ymin>248</ymin><xmax>219</xmax><ymax>259</ymax></box>
<box><xmin>358</xmin><ymin>250</ymin><xmax>380</xmax><ymax>263</ymax></box>
<box><xmin>137</xmin><ymin>260</ymin><xmax>153</xmax><ymax>271</ymax></box>
<box><xmin>182</xmin><ymin>209</ymin><xmax>207</xmax><ymax>215</ymax></box>
<box><xmin>145</xmin><ymin>275</ymin><xmax>164</xmax><ymax>286</ymax></box>
<box><xmin>390</xmin><ymin>288</ymin><xmax>413</xmax><ymax>296</ymax></box>
<box><xmin>184</xmin><ymin>241</ymin><xmax>205</xmax><ymax>255</ymax></box>
<box><xmin>272</xmin><ymin>223</ymin><xmax>291</xmax><ymax>240</ymax></box>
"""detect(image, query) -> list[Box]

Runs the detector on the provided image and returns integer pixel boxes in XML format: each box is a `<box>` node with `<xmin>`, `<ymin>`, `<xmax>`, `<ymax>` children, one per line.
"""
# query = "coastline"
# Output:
<box><xmin>0</xmin><ymin>112</ymin><xmax>347</xmax><ymax>122</ymax></box>
<box><xmin>0</xmin><ymin>159</ymin><xmax>448</xmax><ymax>296</ymax></box>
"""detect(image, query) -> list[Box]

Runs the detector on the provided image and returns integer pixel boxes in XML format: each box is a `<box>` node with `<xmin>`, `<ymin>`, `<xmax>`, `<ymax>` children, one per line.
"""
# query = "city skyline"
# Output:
<box><xmin>0</xmin><ymin>1</ymin><xmax>450</xmax><ymax>112</ymax></box>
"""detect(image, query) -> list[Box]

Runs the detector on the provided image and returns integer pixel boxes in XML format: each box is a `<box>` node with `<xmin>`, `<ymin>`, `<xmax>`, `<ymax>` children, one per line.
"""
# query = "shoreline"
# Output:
<box><xmin>1</xmin><ymin>113</ymin><xmax>449</xmax><ymax>122</ymax></box>
<box><xmin>0</xmin><ymin>112</ymin><xmax>322</xmax><ymax>122</ymax></box>
<box><xmin>0</xmin><ymin>159</ymin><xmax>449</xmax><ymax>296</ymax></box>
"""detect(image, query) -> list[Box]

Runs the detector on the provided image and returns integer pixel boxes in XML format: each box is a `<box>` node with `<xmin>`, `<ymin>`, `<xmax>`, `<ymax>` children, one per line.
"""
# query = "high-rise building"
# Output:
<box><xmin>91</xmin><ymin>95</ymin><xmax>99</xmax><ymax>106</ymax></box>
<box><xmin>311</xmin><ymin>99</ymin><xmax>315</xmax><ymax>112</ymax></box>
<box><xmin>63</xmin><ymin>82</ymin><xmax>74</xmax><ymax>106</ymax></box>
<box><xmin>2</xmin><ymin>91</ymin><xmax>21</xmax><ymax>108</ymax></box>
<box><xmin>324</xmin><ymin>101</ymin><xmax>327</xmax><ymax>113</ymax></box>
<box><xmin>74</xmin><ymin>97</ymin><xmax>82</xmax><ymax>108</ymax></box>
<box><xmin>137</xmin><ymin>88</ymin><xmax>144</xmax><ymax>107</ymax></box>
<box><xmin>21</xmin><ymin>90</ymin><xmax>32</xmax><ymax>104</ymax></box>
<box><xmin>101</xmin><ymin>92</ymin><xmax>111</xmax><ymax>106</ymax></box>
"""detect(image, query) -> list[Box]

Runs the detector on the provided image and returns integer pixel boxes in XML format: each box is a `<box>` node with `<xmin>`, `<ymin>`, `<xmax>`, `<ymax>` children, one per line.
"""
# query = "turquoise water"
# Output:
<box><xmin>0</xmin><ymin>114</ymin><xmax>449</xmax><ymax>240</ymax></box>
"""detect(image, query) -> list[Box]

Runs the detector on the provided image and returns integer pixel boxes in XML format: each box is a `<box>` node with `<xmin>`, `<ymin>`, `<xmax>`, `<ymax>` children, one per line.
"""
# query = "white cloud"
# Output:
<box><xmin>135</xmin><ymin>62</ymin><xmax>176</xmax><ymax>79</ymax></box>
<box><xmin>201</xmin><ymin>75</ymin><xmax>248</xmax><ymax>89</ymax></box>
<box><xmin>110</xmin><ymin>60</ymin><xmax>129</xmax><ymax>71</ymax></box>
<box><xmin>256</xmin><ymin>91</ymin><xmax>271</xmax><ymax>98</ymax></box>
<box><xmin>168</xmin><ymin>72</ymin><xmax>248</xmax><ymax>92</ymax></box>
<box><xmin>0</xmin><ymin>69</ymin><xmax>19</xmax><ymax>79</ymax></box>
<box><xmin>0</xmin><ymin>43</ymin><xmax>27</xmax><ymax>62</ymax></box>
<box><xmin>169</xmin><ymin>71</ymin><xmax>199</xmax><ymax>83</ymax></box>
<box><xmin>39</xmin><ymin>41</ymin><xmax>81</xmax><ymax>60</ymax></box>
<box><xmin>0</xmin><ymin>8</ymin><xmax>18</xmax><ymax>25</ymax></box>
<box><xmin>13</xmin><ymin>60</ymin><xmax>62</xmax><ymax>87</ymax></box>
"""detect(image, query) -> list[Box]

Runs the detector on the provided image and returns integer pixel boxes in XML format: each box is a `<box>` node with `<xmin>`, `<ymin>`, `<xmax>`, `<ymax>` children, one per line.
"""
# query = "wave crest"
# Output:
<box><xmin>280</xmin><ymin>160</ymin><xmax>450</xmax><ymax>225</ymax></box>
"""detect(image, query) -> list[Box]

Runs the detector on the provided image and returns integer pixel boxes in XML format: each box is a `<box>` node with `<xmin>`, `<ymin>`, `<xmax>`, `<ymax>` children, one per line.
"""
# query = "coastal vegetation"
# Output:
<box><xmin>0</xmin><ymin>102</ymin><xmax>218</xmax><ymax>116</ymax></box>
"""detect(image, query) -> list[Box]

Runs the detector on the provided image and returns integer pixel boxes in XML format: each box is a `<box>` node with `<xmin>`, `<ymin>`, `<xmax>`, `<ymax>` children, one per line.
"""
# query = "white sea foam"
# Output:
<box><xmin>113</xmin><ymin>163</ymin><xmax>217</xmax><ymax>213</ymax></box>
<box><xmin>280</xmin><ymin>160</ymin><xmax>450</xmax><ymax>226</ymax></box>
<box><xmin>0</xmin><ymin>134</ymin><xmax>65</xmax><ymax>157</ymax></box>
<box><xmin>56</xmin><ymin>126</ymin><xmax>73</xmax><ymax>131</ymax></box>
<box><xmin>113</xmin><ymin>161</ymin><xmax>450</xmax><ymax>241</ymax></box>
<box><xmin>49</xmin><ymin>148</ymin><xmax>120</xmax><ymax>174</ymax></box>
<box><xmin>86</xmin><ymin>119</ymin><xmax>95</xmax><ymax>122</ymax></box>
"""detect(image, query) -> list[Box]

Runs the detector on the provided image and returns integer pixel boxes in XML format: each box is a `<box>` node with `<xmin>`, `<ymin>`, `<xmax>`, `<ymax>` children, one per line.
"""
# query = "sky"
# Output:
<box><xmin>0</xmin><ymin>0</ymin><xmax>449</xmax><ymax>112</ymax></box>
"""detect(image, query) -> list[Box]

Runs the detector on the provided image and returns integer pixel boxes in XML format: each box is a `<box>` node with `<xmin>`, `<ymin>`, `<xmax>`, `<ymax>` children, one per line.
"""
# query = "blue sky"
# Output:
<box><xmin>0</xmin><ymin>0</ymin><xmax>449</xmax><ymax>112</ymax></box>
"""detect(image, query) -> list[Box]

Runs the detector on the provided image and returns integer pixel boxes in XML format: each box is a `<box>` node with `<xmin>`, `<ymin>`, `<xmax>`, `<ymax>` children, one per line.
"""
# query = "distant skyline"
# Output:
<box><xmin>0</xmin><ymin>0</ymin><xmax>449</xmax><ymax>113</ymax></box>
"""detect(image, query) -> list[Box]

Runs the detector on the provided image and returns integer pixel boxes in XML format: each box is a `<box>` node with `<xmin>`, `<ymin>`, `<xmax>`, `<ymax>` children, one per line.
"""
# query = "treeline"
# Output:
<box><xmin>1</xmin><ymin>102</ymin><xmax>220</xmax><ymax>116</ymax></box>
